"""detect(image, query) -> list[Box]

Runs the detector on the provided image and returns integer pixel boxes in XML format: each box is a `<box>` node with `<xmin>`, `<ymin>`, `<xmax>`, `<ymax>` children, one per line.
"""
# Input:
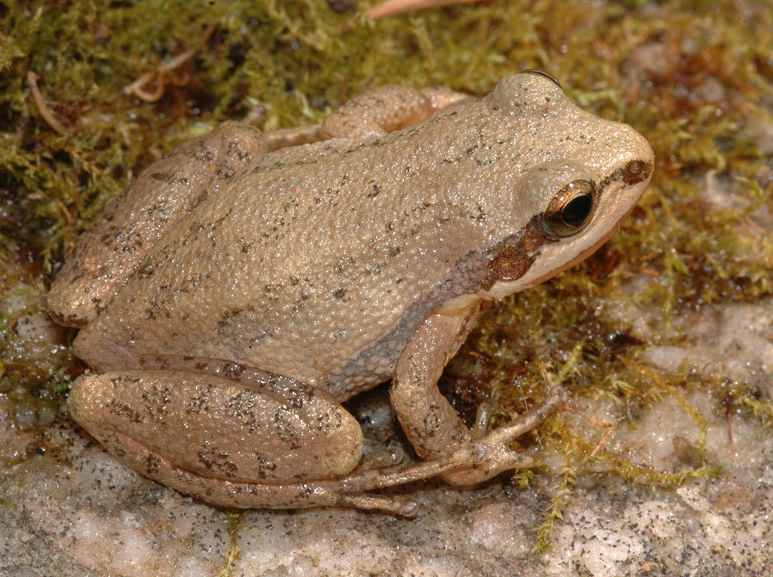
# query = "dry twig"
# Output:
<box><xmin>123</xmin><ymin>24</ymin><xmax>216</xmax><ymax>102</ymax></box>
<box><xmin>27</xmin><ymin>71</ymin><xmax>67</xmax><ymax>135</ymax></box>
<box><xmin>562</xmin><ymin>406</ymin><xmax>617</xmax><ymax>458</ymax></box>
<box><xmin>367</xmin><ymin>0</ymin><xmax>481</xmax><ymax>20</ymax></box>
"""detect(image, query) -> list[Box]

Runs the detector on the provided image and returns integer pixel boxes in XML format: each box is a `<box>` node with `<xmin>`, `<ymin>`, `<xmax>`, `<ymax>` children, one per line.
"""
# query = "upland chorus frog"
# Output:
<box><xmin>49</xmin><ymin>72</ymin><xmax>653</xmax><ymax>515</ymax></box>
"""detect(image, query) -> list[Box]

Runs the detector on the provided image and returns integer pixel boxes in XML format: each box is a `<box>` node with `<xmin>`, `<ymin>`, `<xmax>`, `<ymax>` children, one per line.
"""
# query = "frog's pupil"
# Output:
<box><xmin>561</xmin><ymin>194</ymin><xmax>593</xmax><ymax>228</ymax></box>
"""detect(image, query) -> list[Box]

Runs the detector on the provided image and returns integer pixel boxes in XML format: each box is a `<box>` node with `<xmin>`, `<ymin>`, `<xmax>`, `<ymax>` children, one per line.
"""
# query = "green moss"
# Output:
<box><xmin>218</xmin><ymin>512</ymin><xmax>244</xmax><ymax>577</ymax></box>
<box><xmin>534</xmin><ymin>461</ymin><xmax>575</xmax><ymax>553</ymax></box>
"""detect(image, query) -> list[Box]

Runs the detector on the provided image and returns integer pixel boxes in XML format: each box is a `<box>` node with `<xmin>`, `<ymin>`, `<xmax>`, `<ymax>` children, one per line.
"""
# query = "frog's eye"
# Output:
<box><xmin>542</xmin><ymin>180</ymin><xmax>596</xmax><ymax>237</ymax></box>
<box><xmin>520</xmin><ymin>69</ymin><xmax>562</xmax><ymax>88</ymax></box>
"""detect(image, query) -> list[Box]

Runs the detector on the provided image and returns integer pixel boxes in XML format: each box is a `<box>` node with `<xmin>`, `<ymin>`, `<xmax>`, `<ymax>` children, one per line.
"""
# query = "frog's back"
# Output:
<box><xmin>72</xmin><ymin>72</ymin><xmax>655</xmax><ymax>399</ymax></box>
<box><xmin>75</xmin><ymin>118</ymin><xmax>499</xmax><ymax>398</ymax></box>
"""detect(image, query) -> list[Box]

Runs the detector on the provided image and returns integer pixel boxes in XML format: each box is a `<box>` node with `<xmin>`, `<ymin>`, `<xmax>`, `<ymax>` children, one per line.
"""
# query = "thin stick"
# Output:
<box><xmin>27</xmin><ymin>71</ymin><xmax>67</xmax><ymax>135</ymax></box>
<box><xmin>562</xmin><ymin>406</ymin><xmax>617</xmax><ymax>457</ymax></box>
<box><xmin>367</xmin><ymin>0</ymin><xmax>480</xmax><ymax>20</ymax></box>
<box><xmin>123</xmin><ymin>24</ymin><xmax>216</xmax><ymax>102</ymax></box>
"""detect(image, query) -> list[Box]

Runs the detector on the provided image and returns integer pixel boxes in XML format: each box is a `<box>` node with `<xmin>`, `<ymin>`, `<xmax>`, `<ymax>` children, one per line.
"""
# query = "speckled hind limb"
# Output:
<box><xmin>82</xmin><ymin>385</ymin><xmax>565</xmax><ymax>516</ymax></box>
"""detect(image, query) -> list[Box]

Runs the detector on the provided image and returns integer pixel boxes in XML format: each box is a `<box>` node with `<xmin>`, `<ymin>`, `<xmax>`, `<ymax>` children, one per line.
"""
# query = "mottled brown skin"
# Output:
<box><xmin>49</xmin><ymin>72</ymin><xmax>653</xmax><ymax>515</ymax></box>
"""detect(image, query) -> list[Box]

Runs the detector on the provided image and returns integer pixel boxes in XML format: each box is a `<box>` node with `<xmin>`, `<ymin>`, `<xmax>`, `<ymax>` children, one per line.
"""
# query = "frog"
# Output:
<box><xmin>48</xmin><ymin>71</ymin><xmax>654</xmax><ymax>516</ymax></box>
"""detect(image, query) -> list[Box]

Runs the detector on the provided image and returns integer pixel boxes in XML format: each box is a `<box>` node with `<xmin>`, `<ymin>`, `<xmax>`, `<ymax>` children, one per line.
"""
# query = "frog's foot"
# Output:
<box><xmin>300</xmin><ymin>386</ymin><xmax>567</xmax><ymax>512</ymax></box>
<box><xmin>337</xmin><ymin>386</ymin><xmax>568</xmax><ymax>491</ymax></box>
<box><xmin>439</xmin><ymin>386</ymin><xmax>567</xmax><ymax>486</ymax></box>
<box><xmin>390</xmin><ymin>307</ymin><xmax>568</xmax><ymax>487</ymax></box>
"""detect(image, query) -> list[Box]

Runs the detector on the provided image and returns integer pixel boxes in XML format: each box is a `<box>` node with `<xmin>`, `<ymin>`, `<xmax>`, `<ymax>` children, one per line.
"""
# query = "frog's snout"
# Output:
<box><xmin>621</xmin><ymin>158</ymin><xmax>654</xmax><ymax>186</ymax></box>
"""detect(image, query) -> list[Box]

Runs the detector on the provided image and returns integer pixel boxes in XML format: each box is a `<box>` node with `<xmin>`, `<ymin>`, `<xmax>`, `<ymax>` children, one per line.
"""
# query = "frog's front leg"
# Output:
<box><xmin>390</xmin><ymin>298</ymin><xmax>567</xmax><ymax>486</ymax></box>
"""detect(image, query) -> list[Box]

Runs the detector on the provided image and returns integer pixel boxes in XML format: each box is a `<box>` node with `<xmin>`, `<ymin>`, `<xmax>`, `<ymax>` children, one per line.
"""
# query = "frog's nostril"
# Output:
<box><xmin>621</xmin><ymin>159</ymin><xmax>653</xmax><ymax>185</ymax></box>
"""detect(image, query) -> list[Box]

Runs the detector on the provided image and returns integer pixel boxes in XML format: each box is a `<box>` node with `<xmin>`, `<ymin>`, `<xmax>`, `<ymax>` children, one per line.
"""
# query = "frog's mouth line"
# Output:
<box><xmin>600</xmin><ymin>159</ymin><xmax>654</xmax><ymax>189</ymax></box>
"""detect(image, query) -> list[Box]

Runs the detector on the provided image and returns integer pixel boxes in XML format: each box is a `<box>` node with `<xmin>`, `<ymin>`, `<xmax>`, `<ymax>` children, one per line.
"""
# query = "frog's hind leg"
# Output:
<box><xmin>67</xmin><ymin>369</ymin><xmax>375</xmax><ymax>510</ymax></box>
<box><xmin>101</xmin><ymin>427</ymin><xmax>423</xmax><ymax>516</ymax></box>
<box><xmin>320</xmin><ymin>85</ymin><xmax>472</xmax><ymax>139</ymax></box>
<box><xmin>69</xmin><ymin>383</ymin><xmax>558</xmax><ymax>517</ymax></box>
<box><xmin>69</xmin><ymin>367</ymin><xmax>445</xmax><ymax>515</ymax></box>
<box><xmin>67</xmin><ymin>366</ymin><xmax>563</xmax><ymax>515</ymax></box>
<box><xmin>48</xmin><ymin>123</ymin><xmax>266</xmax><ymax>328</ymax></box>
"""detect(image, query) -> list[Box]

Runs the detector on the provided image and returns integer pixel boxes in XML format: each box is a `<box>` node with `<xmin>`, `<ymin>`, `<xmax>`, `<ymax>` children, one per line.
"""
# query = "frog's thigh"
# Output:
<box><xmin>68</xmin><ymin>370</ymin><xmax>363</xmax><ymax>488</ymax></box>
<box><xmin>48</xmin><ymin>123</ymin><xmax>266</xmax><ymax>328</ymax></box>
<box><xmin>320</xmin><ymin>85</ymin><xmax>469</xmax><ymax>139</ymax></box>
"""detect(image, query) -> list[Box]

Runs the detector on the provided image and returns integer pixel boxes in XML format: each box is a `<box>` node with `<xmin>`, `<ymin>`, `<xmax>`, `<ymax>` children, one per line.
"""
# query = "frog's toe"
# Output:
<box><xmin>440</xmin><ymin>386</ymin><xmax>567</xmax><ymax>486</ymax></box>
<box><xmin>360</xmin><ymin>445</ymin><xmax>405</xmax><ymax>471</ymax></box>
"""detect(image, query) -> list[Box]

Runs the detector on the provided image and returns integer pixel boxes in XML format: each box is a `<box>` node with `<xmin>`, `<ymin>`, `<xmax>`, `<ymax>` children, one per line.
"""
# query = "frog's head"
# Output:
<box><xmin>479</xmin><ymin>71</ymin><xmax>654</xmax><ymax>299</ymax></box>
